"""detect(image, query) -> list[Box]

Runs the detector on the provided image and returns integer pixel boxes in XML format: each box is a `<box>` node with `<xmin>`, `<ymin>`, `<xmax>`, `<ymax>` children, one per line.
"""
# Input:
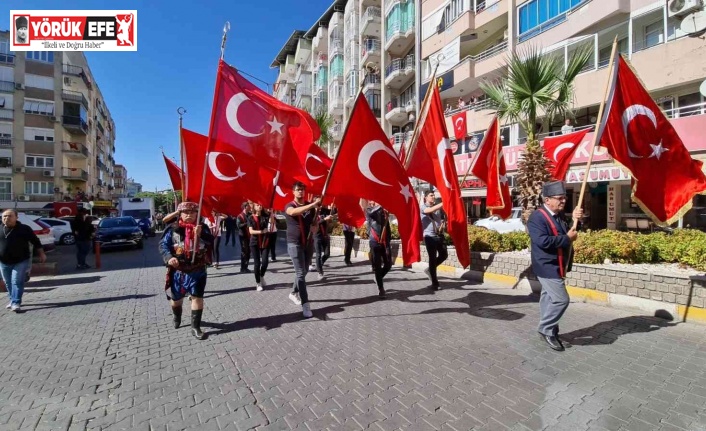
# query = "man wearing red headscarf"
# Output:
<box><xmin>159</xmin><ymin>201</ymin><xmax>214</xmax><ymax>340</ymax></box>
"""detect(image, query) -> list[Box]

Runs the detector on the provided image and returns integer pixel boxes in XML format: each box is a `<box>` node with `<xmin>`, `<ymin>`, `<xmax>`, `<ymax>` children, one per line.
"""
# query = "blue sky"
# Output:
<box><xmin>1</xmin><ymin>0</ymin><xmax>333</xmax><ymax>191</ymax></box>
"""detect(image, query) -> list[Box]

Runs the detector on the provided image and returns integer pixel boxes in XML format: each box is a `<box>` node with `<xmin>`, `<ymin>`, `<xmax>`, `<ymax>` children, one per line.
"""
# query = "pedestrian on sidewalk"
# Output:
<box><xmin>236</xmin><ymin>202</ymin><xmax>251</xmax><ymax>273</ymax></box>
<box><xmin>204</xmin><ymin>212</ymin><xmax>223</xmax><ymax>269</ymax></box>
<box><xmin>421</xmin><ymin>191</ymin><xmax>448</xmax><ymax>290</ymax></box>
<box><xmin>284</xmin><ymin>181</ymin><xmax>320</xmax><ymax>318</ymax></box>
<box><xmin>0</xmin><ymin>209</ymin><xmax>45</xmax><ymax>312</ymax></box>
<box><xmin>71</xmin><ymin>208</ymin><xmax>95</xmax><ymax>270</ymax></box>
<box><xmin>248</xmin><ymin>203</ymin><xmax>271</xmax><ymax>291</ymax></box>
<box><xmin>342</xmin><ymin>223</ymin><xmax>355</xmax><ymax>265</ymax></box>
<box><xmin>267</xmin><ymin>211</ymin><xmax>278</xmax><ymax>262</ymax></box>
<box><xmin>159</xmin><ymin>201</ymin><xmax>214</xmax><ymax>340</ymax></box>
<box><xmin>527</xmin><ymin>181</ymin><xmax>583</xmax><ymax>352</ymax></box>
<box><xmin>361</xmin><ymin>198</ymin><xmax>391</xmax><ymax>298</ymax></box>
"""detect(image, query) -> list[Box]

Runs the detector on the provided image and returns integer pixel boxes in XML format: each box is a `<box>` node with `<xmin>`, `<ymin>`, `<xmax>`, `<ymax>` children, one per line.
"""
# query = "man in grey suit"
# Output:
<box><xmin>527</xmin><ymin>181</ymin><xmax>583</xmax><ymax>351</ymax></box>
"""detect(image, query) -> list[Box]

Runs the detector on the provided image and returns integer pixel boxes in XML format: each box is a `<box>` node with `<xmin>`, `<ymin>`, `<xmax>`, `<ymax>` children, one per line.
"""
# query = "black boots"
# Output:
<box><xmin>172</xmin><ymin>306</ymin><xmax>182</xmax><ymax>329</ymax></box>
<box><xmin>191</xmin><ymin>309</ymin><xmax>206</xmax><ymax>340</ymax></box>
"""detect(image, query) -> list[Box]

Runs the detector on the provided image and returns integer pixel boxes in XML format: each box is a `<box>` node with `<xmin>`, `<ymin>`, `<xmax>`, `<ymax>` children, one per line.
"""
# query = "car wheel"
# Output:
<box><xmin>60</xmin><ymin>233</ymin><xmax>76</xmax><ymax>245</ymax></box>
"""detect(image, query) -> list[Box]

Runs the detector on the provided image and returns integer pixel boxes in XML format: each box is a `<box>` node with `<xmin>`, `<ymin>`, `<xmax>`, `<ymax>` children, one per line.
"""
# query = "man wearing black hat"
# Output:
<box><xmin>15</xmin><ymin>16</ymin><xmax>28</xmax><ymax>45</ymax></box>
<box><xmin>527</xmin><ymin>181</ymin><xmax>583</xmax><ymax>352</ymax></box>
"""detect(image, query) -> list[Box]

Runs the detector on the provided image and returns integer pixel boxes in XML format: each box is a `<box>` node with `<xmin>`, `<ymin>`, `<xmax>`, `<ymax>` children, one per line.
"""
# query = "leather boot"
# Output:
<box><xmin>171</xmin><ymin>306</ymin><xmax>182</xmax><ymax>329</ymax></box>
<box><xmin>191</xmin><ymin>309</ymin><xmax>206</xmax><ymax>340</ymax></box>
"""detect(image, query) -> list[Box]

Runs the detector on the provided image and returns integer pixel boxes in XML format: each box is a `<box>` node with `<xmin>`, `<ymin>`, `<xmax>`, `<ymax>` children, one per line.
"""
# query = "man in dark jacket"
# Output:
<box><xmin>527</xmin><ymin>181</ymin><xmax>583</xmax><ymax>352</ymax></box>
<box><xmin>71</xmin><ymin>208</ymin><xmax>94</xmax><ymax>270</ymax></box>
<box><xmin>235</xmin><ymin>202</ymin><xmax>251</xmax><ymax>273</ymax></box>
<box><xmin>0</xmin><ymin>209</ymin><xmax>45</xmax><ymax>312</ymax></box>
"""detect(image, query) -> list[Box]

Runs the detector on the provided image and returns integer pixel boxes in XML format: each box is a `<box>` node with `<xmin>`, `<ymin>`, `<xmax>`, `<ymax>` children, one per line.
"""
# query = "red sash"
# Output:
<box><xmin>538</xmin><ymin>208</ymin><xmax>566</xmax><ymax>278</ymax></box>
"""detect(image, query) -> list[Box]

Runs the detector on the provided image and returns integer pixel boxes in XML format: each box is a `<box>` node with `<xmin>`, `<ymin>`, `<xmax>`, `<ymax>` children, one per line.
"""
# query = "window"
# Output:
<box><xmin>643</xmin><ymin>21</ymin><xmax>663</xmax><ymax>50</ymax></box>
<box><xmin>0</xmin><ymin>41</ymin><xmax>10</xmax><ymax>55</ymax></box>
<box><xmin>26</xmin><ymin>51</ymin><xmax>54</xmax><ymax>63</ymax></box>
<box><xmin>24</xmin><ymin>181</ymin><xmax>54</xmax><ymax>195</ymax></box>
<box><xmin>25</xmin><ymin>74</ymin><xmax>54</xmax><ymax>90</ymax></box>
<box><xmin>0</xmin><ymin>65</ymin><xmax>13</xmax><ymax>82</ymax></box>
<box><xmin>422</xmin><ymin>7</ymin><xmax>445</xmax><ymax>40</ymax></box>
<box><xmin>0</xmin><ymin>177</ymin><xmax>11</xmax><ymax>200</ymax></box>
<box><xmin>677</xmin><ymin>92</ymin><xmax>703</xmax><ymax>117</ymax></box>
<box><xmin>23</xmin><ymin>99</ymin><xmax>55</xmax><ymax>116</ymax></box>
<box><xmin>25</xmin><ymin>155</ymin><xmax>54</xmax><ymax>168</ymax></box>
<box><xmin>518</xmin><ymin>0</ymin><xmax>587</xmax><ymax>40</ymax></box>
<box><xmin>0</xmin><ymin>123</ymin><xmax>11</xmax><ymax>138</ymax></box>
<box><xmin>365</xmin><ymin>89</ymin><xmax>381</xmax><ymax>112</ymax></box>
<box><xmin>24</xmin><ymin>127</ymin><xmax>54</xmax><ymax>142</ymax></box>
<box><xmin>330</xmin><ymin>54</ymin><xmax>344</xmax><ymax>77</ymax></box>
<box><xmin>0</xmin><ymin>156</ymin><xmax>10</xmax><ymax>168</ymax></box>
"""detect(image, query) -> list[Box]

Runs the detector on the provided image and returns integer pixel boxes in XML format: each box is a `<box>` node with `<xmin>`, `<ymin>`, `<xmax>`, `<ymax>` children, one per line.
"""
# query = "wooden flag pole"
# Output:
<box><xmin>192</xmin><ymin>21</ymin><xmax>230</xmax><ymax>263</ymax></box>
<box><xmin>403</xmin><ymin>54</ymin><xmax>443</xmax><ymax>170</ymax></box>
<box><xmin>177</xmin><ymin>107</ymin><xmax>186</xmax><ymax>202</ymax></box>
<box><xmin>573</xmin><ymin>36</ymin><xmax>618</xmax><ymax>230</ymax></box>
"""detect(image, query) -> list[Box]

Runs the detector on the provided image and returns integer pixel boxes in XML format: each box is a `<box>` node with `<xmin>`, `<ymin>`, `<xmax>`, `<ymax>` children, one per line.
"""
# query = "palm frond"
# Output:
<box><xmin>311</xmin><ymin>108</ymin><xmax>334</xmax><ymax>150</ymax></box>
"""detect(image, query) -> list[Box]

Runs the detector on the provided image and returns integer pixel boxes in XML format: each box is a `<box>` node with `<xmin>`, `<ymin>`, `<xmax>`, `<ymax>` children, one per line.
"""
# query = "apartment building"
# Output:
<box><xmin>271</xmin><ymin>0</ymin><xmax>418</xmax><ymax>155</ymax></box>
<box><xmin>0</xmin><ymin>30</ymin><xmax>118</xmax><ymax>212</ymax></box>
<box><xmin>125</xmin><ymin>178</ymin><xmax>142</xmax><ymax>198</ymax></box>
<box><xmin>420</xmin><ymin>0</ymin><xmax>706</xmax><ymax>229</ymax></box>
<box><xmin>114</xmin><ymin>164</ymin><xmax>127</xmax><ymax>198</ymax></box>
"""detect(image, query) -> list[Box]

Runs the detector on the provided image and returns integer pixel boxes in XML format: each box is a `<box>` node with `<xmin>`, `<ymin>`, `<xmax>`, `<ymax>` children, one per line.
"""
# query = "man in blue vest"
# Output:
<box><xmin>527</xmin><ymin>181</ymin><xmax>583</xmax><ymax>352</ymax></box>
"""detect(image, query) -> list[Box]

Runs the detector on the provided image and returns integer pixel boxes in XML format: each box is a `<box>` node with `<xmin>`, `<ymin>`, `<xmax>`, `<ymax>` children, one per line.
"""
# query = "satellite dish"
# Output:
<box><xmin>680</xmin><ymin>9</ymin><xmax>706</xmax><ymax>35</ymax></box>
<box><xmin>700</xmin><ymin>79</ymin><xmax>706</xmax><ymax>98</ymax></box>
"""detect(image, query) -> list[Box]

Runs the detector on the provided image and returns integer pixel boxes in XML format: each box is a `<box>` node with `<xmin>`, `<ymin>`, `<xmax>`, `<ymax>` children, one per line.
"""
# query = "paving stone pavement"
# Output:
<box><xmin>1</xmin><ymin>236</ymin><xmax>705</xmax><ymax>431</ymax></box>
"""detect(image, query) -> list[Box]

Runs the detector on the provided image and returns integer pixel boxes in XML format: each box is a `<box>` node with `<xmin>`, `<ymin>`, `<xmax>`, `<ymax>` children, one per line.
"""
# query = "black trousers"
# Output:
<box><xmin>268</xmin><ymin>232</ymin><xmax>277</xmax><ymax>260</ymax></box>
<box><xmin>225</xmin><ymin>229</ymin><xmax>235</xmax><ymax>246</ymax></box>
<box><xmin>212</xmin><ymin>236</ymin><xmax>221</xmax><ymax>264</ymax></box>
<box><xmin>314</xmin><ymin>236</ymin><xmax>330</xmax><ymax>274</ymax></box>
<box><xmin>424</xmin><ymin>235</ymin><xmax>448</xmax><ymax>286</ymax></box>
<box><xmin>343</xmin><ymin>231</ymin><xmax>354</xmax><ymax>263</ymax></box>
<box><xmin>370</xmin><ymin>242</ymin><xmax>392</xmax><ymax>289</ymax></box>
<box><xmin>238</xmin><ymin>235</ymin><xmax>250</xmax><ymax>271</ymax></box>
<box><xmin>250</xmin><ymin>246</ymin><xmax>270</xmax><ymax>283</ymax></box>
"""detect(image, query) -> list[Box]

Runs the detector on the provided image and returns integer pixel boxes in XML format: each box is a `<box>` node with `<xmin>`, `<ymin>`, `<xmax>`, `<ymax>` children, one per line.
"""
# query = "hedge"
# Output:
<box><xmin>331</xmin><ymin>224</ymin><xmax>706</xmax><ymax>271</ymax></box>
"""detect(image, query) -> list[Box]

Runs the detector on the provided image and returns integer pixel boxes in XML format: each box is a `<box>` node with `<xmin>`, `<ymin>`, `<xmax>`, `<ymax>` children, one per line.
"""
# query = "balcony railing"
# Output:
<box><xmin>519</xmin><ymin>0</ymin><xmax>592</xmax><ymax>43</ymax></box>
<box><xmin>0</xmin><ymin>109</ymin><xmax>14</xmax><ymax>121</ymax></box>
<box><xmin>385</xmin><ymin>58</ymin><xmax>404</xmax><ymax>78</ymax></box>
<box><xmin>62</xmin><ymin>63</ymin><xmax>84</xmax><ymax>76</ymax></box>
<box><xmin>62</xmin><ymin>116</ymin><xmax>88</xmax><ymax>135</ymax></box>
<box><xmin>363</xmin><ymin>73</ymin><xmax>381</xmax><ymax>88</ymax></box>
<box><xmin>62</xmin><ymin>90</ymin><xmax>89</xmax><ymax>110</ymax></box>
<box><xmin>0</xmin><ymin>80</ymin><xmax>14</xmax><ymax>93</ymax></box>
<box><xmin>392</xmin><ymin>132</ymin><xmax>406</xmax><ymax>147</ymax></box>
<box><xmin>61</xmin><ymin>141</ymin><xmax>89</xmax><ymax>157</ymax></box>
<box><xmin>361</xmin><ymin>38</ymin><xmax>381</xmax><ymax>57</ymax></box>
<box><xmin>473</xmin><ymin>41</ymin><xmax>508</xmax><ymax>62</ymax></box>
<box><xmin>405</xmin><ymin>54</ymin><xmax>415</xmax><ymax>72</ymax></box>
<box><xmin>96</xmin><ymin>158</ymin><xmax>107</xmax><ymax>171</ymax></box>
<box><xmin>0</xmin><ymin>138</ymin><xmax>11</xmax><ymax>147</ymax></box>
<box><xmin>362</xmin><ymin>7</ymin><xmax>382</xmax><ymax>23</ymax></box>
<box><xmin>0</xmin><ymin>54</ymin><xmax>15</xmax><ymax>65</ymax></box>
<box><xmin>96</xmin><ymin>120</ymin><xmax>105</xmax><ymax>134</ymax></box>
<box><xmin>387</xmin><ymin>98</ymin><xmax>400</xmax><ymax>113</ymax></box>
<box><xmin>61</xmin><ymin>168</ymin><xmax>88</xmax><ymax>181</ymax></box>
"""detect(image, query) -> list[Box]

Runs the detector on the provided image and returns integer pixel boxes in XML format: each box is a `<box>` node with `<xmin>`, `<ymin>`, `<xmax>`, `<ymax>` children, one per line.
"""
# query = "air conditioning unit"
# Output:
<box><xmin>18</xmin><ymin>195</ymin><xmax>30</xmax><ymax>202</ymax></box>
<box><xmin>668</xmin><ymin>0</ymin><xmax>703</xmax><ymax>17</ymax></box>
<box><xmin>14</xmin><ymin>83</ymin><xmax>23</xmax><ymax>90</ymax></box>
<box><xmin>14</xmin><ymin>167</ymin><xmax>25</xmax><ymax>173</ymax></box>
<box><xmin>43</xmin><ymin>170</ymin><xmax>54</xmax><ymax>177</ymax></box>
<box><xmin>50</xmin><ymin>116</ymin><xmax>59</xmax><ymax>122</ymax></box>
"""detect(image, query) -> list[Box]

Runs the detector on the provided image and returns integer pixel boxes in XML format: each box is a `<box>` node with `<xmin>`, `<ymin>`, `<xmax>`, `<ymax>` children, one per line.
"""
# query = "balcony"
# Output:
<box><xmin>391</xmin><ymin>132</ymin><xmax>406</xmax><ymax>148</ymax></box>
<box><xmin>330</xmin><ymin>123</ymin><xmax>343</xmax><ymax>140</ymax></box>
<box><xmin>96</xmin><ymin>120</ymin><xmax>105</xmax><ymax>135</ymax></box>
<box><xmin>361</xmin><ymin>7</ymin><xmax>382</xmax><ymax>37</ymax></box>
<box><xmin>0</xmin><ymin>109</ymin><xmax>14</xmax><ymax>121</ymax></box>
<box><xmin>329</xmin><ymin>39</ymin><xmax>344</xmax><ymax>57</ymax></box>
<box><xmin>0</xmin><ymin>54</ymin><xmax>15</xmax><ymax>65</ymax></box>
<box><xmin>295</xmin><ymin>39</ymin><xmax>312</xmax><ymax>65</ymax></box>
<box><xmin>0</xmin><ymin>80</ymin><xmax>14</xmax><ymax>93</ymax></box>
<box><xmin>313</xmin><ymin>93</ymin><xmax>328</xmax><ymax>112</ymax></box>
<box><xmin>384</xmin><ymin>57</ymin><xmax>414</xmax><ymax>90</ymax></box>
<box><xmin>61</xmin><ymin>168</ymin><xmax>88</xmax><ymax>181</ymax></box>
<box><xmin>385</xmin><ymin>98</ymin><xmax>407</xmax><ymax>124</ymax></box>
<box><xmin>284</xmin><ymin>55</ymin><xmax>296</xmax><ymax>76</ymax></box>
<box><xmin>345</xmin><ymin>71</ymin><xmax>359</xmax><ymax>107</ymax></box>
<box><xmin>62</xmin><ymin>116</ymin><xmax>88</xmax><ymax>135</ymax></box>
<box><xmin>361</xmin><ymin>38</ymin><xmax>381</xmax><ymax>66</ymax></box>
<box><xmin>385</xmin><ymin>12</ymin><xmax>415</xmax><ymax>57</ymax></box>
<box><xmin>96</xmin><ymin>157</ymin><xmax>107</xmax><ymax>171</ymax></box>
<box><xmin>362</xmin><ymin>73</ymin><xmax>381</xmax><ymax>93</ymax></box>
<box><xmin>294</xmin><ymin>87</ymin><xmax>312</xmax><ymax>110</ymax></box>
<box><xmin>62</xmin><ymin>141</ymin><xmax>89</xmax><ymax>158</ymax></box>
<box><xmin>313</xmin><ymin>26</ymin><xmax>328</xmax><ymax>53</ymax></box>
<box><xmin>0</xmin><ymin>137</ymin><xmax>12</xmax><ymax>147</ymax></box>
<box><xmin>62</xmin><ymin>63</ymin><xmax>92</xmax><ymax>88</ymax></box>
<box><xmin>62</xmin><ymin>90</ymin><xmax>89</xmax><ymax>110</ymax></box>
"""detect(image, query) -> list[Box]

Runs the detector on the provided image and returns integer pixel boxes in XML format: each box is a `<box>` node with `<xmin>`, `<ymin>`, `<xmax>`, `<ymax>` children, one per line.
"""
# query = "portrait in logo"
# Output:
<box><xmin>14</xmin><ymin>15</ymin><xmax>29</xmax><ymax>45</ymax></box>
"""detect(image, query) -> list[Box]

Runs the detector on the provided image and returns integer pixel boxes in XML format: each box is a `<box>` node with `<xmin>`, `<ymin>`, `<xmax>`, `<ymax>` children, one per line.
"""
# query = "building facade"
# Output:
<box><xmin>271</xmin><ymin>0</ymin><xmax>419</xmax><ymax>155</ymax></box>
<box><xmin>0</xmin><ymin>30</ymin><xmax>118</xmax><ymax>212</ymax></box>
<box><xmin>113</xmin><ymin>164</ymin><xmax>127</xmax><ymax>198</ymax></box>
<box><xmin>125</xmin><ymin>178</ymin><xmax>142</xmax><ymax>198</ymax></box>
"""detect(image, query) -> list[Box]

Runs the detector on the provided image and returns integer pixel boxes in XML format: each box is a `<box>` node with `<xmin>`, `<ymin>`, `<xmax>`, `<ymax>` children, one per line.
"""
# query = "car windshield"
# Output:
<box><xmin>123</xmin><ymin>209</ymin><xmax>151</xmax><ymax>219</ymax></box>
<box><xmin>100</xmin><ymin>218</ymin><xmax>137</xmax><ymax>228</ymax></box>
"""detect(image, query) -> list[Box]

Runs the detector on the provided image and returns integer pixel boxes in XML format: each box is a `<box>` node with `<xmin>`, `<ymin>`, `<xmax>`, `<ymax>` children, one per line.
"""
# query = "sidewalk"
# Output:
<box><xmin>0</xmin><ymin>238</ymin><xmax>704</xmax><ymax>430</ymax></box>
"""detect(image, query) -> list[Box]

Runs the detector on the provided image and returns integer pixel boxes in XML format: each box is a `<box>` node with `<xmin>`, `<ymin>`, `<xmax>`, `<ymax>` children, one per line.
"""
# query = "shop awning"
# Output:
<box><xmin>461</xmin><ymin>188</ymin><xmax>487</xmax><ymax>198</ymax></box>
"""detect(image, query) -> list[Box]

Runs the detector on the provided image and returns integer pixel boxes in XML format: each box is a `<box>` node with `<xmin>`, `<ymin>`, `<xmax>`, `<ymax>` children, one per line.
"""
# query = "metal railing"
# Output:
<box><xmin>392</xmin><ymin>132</ymin><xmax>406</xmax><ymax>147</ymax></box>
<box><xmin>361</xmin><ymin>38</ymin><xmax>381</xmax><ymax>58</ymax></box>
<box><xmin>62</xmin><ymin>63</ymin><xmax>84</xmax><ymax>76</ymax></box>
<box><xmin>405</xmin><ymin>54</ymin><xmax>415</xmax><ymax>72</ymax></box>
<box><xmin>61</xmin><ymin>90</ymin><xmax>89</xmax><ymax>109</ymax></box>
<box><xmin>362</xmin><ymin>73</ymin><xmax>381</xmax><ymax>88</ymax></box>
<box><xmin>663</xmin><ymin>101</ymin><xmax>706</xmax><ymax>119</ymax></box>
<box><xmin>385</xmin><ymin>58</ymin><xmax>404</xmax><ymax>78</ymax></box>
<box><xmin>362</xmin><ymin>6</ymin><xmax>381</xmax><ymax>23</ymax></box>
<box><xmin>0</xmin><ymin>138</ymin><xmax>11</xmax><ymax>147</ymax></box>
<box><xmin>387</xmin><ymin>98</ymin><xmax>401</xmax><ymax>113</ymax></box>
<box><xmin>0</xmin><ymin>80</ymin><xmax>14</xmax><ymax>93</ymax></box>
<box><xmin>0</xmin><ymin>193</ymin><xmax>13</xmax><ymax>201</ymax></box>
<box><xmin>61</xmin><ymin>168</ymin><xmax>88</xmax><ymax>180</ymax></box>
<box><xmin>474</xmin><ymin>41</ymin><xmax>508</xmax><ymax>62</ymax></box>
<box><xmin>61</xmin><ymin>141</ymin><xmax>89</xmax><ymax>157</ymax></box>
<box><xmin>62</xmin><ymin>116</ymin><xmax>88</xmax><ymax>134</ymax></box>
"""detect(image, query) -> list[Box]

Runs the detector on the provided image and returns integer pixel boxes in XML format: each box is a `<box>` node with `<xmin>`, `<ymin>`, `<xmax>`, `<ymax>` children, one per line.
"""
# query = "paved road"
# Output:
<box><xmin>1</xmin><ymin>236</ymin><xmax>705</xmax><ymax>431</ymax></box>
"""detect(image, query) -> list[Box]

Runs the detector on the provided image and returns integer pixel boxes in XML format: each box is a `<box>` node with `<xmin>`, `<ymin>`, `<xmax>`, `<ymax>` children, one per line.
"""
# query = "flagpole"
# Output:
<box><xmin>574</xmin><ymin>36</ymin><xmax>618</xmax><ymax>230</ymax></box>
<box><xmin>403</xmin><ymin>54</ymin><xmax>443</xmax><ymax>170</ymax></box>
<box><xmin>192</xmin><ymin>21</ymin><xmax>230</xmax><ymax>263</ymax></box>
<box><xmin>177</xmin><ymin>107</ymin><xmax>186</xmax><ymax>202</ymax></box>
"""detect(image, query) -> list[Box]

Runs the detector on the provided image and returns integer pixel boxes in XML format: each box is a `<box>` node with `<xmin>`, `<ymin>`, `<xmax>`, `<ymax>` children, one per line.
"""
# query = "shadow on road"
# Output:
<box><xmin>23</xmin><ymin>294</ymin><xmax>156</xmax><ymax>311</ymax></box>
<box><xmin>561</xmin><ymin>315</ymin><xmax>677</xmax><ymax>346</ymax></box>
<box><xmin>26</xmin><ymin>275</ymin><xmax>103</xmax><ymax>288</ymax></box>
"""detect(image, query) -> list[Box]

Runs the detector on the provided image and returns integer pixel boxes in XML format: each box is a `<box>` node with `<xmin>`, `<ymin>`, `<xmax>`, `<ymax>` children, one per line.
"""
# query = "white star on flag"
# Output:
<box><xmin>399</xmin><ymin>183</ymin><xmax>413</xmax><ymax>203</ymax></box>
<box><xmin>236</xmin><ymin>167</ymin><xmax>245</xmax><ymax>178</ymax></box>
<box><xmin>499</xmin><ymin>175</ymin><xmax>508</xmax><ymax>185</ymax></box>
<box><xmin>267</xmin><ymin>117</ymin><xmax>284</xmax><ymax>135</ymax></box>
<box><xmin>649</xmin><ymin>142</ymin><xmax>669</xmax><ymax>160</ymax></box>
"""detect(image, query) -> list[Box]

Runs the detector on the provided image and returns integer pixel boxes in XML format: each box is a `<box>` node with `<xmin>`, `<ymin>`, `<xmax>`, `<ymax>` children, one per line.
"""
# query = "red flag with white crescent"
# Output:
<box><xmin>542</xmin><ymin>129</ymin><xmax>589</xmax><ymax>181</ymax></box>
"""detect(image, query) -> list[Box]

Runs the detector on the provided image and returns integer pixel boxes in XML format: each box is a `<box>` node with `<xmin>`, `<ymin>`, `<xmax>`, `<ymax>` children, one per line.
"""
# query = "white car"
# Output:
<box><xmin>17</xmin><ymin>212</ymin><xmax>55</xmax><ymax>252</ymax></box>
<box><xmin>474</xmin><ymin>207</ymin><xmax>526</xmax><ymax>233</ymax></box>
<box><xmin>36</xmin><ymin>217</ymin><xmax>75</xmax><ymax>245</ymax></box>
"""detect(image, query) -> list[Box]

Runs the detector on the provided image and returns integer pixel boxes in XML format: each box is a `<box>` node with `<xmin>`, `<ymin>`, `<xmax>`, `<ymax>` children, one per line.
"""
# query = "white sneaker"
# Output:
<box><xmin>309</xmin><ymin>264</ymin><xmax>316</xmax><ymax>271</ymax></box>
<box><xmin>256</xmin><ymin>283</ymin><xmax>263</xmax><ymax>291</ymax></box>
<box><xmin>302</xmin><ymin>303</ymin><xmax>312</xmax><ymax>318</ymax></box>
<box><xmin>11</xmin><ymin>304</ymin><xmax>20</xmax><ymax>312</ymax></box>
<box><xmin>289</xmin><ymin>292</ymin><xmax>302</xmax><ymax>305</ymax></box>
<box><xmin>317</xmin><ymin>273</ymin><xmax>325</xmax><ymax>281</ymax></box>
<box><xmin>260</xmin><ymin>277</ymin><xmax>267</xmax><ymax>288</ymax></box>
<box><xmin>5</xmin><ymin>303</ymin><xmax>11</xmax><ymax>310</ymax></box>
<box><xmin>423</xmin><ymin>268</ymin><xmax>432</xmax><ymax>281</ymax></box>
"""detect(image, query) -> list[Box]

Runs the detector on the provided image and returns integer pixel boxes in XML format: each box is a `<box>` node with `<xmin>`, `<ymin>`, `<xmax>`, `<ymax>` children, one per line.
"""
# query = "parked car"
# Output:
<box><xmin>36</xmin><ymin>217</ymin><xmax>75</xmax><ymax>245</ymax></box>
<box><xmin>474</xmin><ymin>207</ymin><xmax>526</xmax><ymax>233</ymax></box>
<box><xmin>17</xmin><ymin>212</ymin><xmax>55</xmax><ymax>252</ymax></box>
<box><xmin>95</xmin><ymin>216</ymin><xmax>144</xmax><ymax>250</ymax></box>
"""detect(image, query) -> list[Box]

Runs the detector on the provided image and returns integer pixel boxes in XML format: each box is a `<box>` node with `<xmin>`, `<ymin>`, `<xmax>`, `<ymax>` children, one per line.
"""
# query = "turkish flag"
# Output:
<box><xmin>210</xmin><ymin>60</ymin><xmax>319</xmax><ymax>177</ymax></box>
<box><xmin>543</xmin><ymin>129</ymin><xmax>589</xmax><ymax>181</ymax></box>
<box><xmin>182</xmin><ymin>128</ymin><xmax>277</xmax><ymax>207</ymax></box>
<box><xmin>326</xmin><ymin>94</ymin><xmax>422</xmax><ymax>265</ymax></box>
<box><xmin>471</xmin><ymin>116</ymin><xmax>510</xmax><ymax>217</ymax></box>
<box><xmin>163</xmin><ymin>153</ymin><xmax>182</xmax><ymax>191</ymax></box>
<box><xmin>406</xmin><ymin>85</ymin><xmax>470</xmax><ymax>268</ymax></box>
<box><xmin>54</xmin><ymin>201</ymin><xmax>77</xmax><ymax>217</ymax></box>
<box><xmin>598</xmin><ymin>56</ymin><xmax>706</xmax><ymax>225</ymax></box>
<box><xmin>397</xmin><ymin>141</ymin><xmax>407</xmax><ymax>165</ymax></box>
<box><xmin>451</xmin><ymin>112</ymin><xmax>467</xmax><ymax>141</ymax></box>
<box><xmin>291</xmin><ymin>143</ymin><xmax>332</xmax><ymax>194</ymax></box>
<box><xmin>321</xmin><ymin>195</ymin><xmax>366</xmax><ymax>228</ymax></box>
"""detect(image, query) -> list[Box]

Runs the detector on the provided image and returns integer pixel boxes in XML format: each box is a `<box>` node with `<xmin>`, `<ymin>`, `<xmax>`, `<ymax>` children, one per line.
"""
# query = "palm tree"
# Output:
<box><xmin>311</xmin><ymin>108</ymin><xmax>334</xmax><ymax>155</ymax></box>
<box><xmin>481</xmin><ymin>45</ymin><xmax>591</xmax><ymax>220</ymax></box>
